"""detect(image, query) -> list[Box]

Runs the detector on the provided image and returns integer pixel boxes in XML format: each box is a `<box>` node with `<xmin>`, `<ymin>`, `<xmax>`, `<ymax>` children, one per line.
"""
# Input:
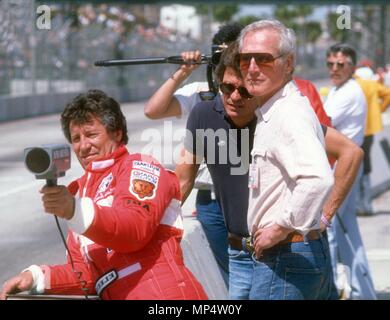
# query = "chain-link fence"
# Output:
<box><xmin>1</xmin><ymin>2</ymin><xmax>389</xmax><ymax>100</ymax></box>
<box><xmin>0</xmin><ymin>1</ymin><xmax>210</xmax><ymax>100</ymax></box>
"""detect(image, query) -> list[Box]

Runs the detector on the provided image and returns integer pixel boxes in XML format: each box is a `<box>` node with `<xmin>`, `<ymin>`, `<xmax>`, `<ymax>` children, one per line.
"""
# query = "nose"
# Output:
<box><xmin>330</xmin><ymin>63</ymin><xmax>339</xmax><ymax>72</ymax></box>
<box><xmin>230</xmin><ymin>88</ymin><xmax>242</xmax><ymax>102</ymax></box>
<box><xmin>248</xmin><ymin>57</ymin><xmax>260</xmax><ymax>73</ymax></box>
<box><xmin>79</xmin><ymin>135</ymin><xmax>91</xmax><ymax>154</ymax></box>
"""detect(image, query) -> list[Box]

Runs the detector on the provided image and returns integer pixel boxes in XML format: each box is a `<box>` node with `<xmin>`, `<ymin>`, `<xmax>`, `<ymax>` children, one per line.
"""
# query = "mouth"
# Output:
<box><xmin>246</xmin><ymin>77</ymin><xmax>267</xmax><ymax>90</ymax></box>
<box><xmin>227</xmin><ymin>103</ymin><xmax>244</xmax><ymax>111</ymax></box>
<box><xmin>247</xmin><ymin>78</ymin><xmax>263</xmax><ymax>85</ymax></box>
<box><xmin>82</xmin><ymin>154</ymin><xmax>98</xmax><ymax>163</ymax></box>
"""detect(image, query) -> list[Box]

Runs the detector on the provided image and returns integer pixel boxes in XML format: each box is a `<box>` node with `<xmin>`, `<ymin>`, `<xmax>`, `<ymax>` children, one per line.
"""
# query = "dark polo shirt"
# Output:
<box><xmin>184</xmin><ymin>96</ymin><xmax>256</xmax><ymax>237</ymax></box>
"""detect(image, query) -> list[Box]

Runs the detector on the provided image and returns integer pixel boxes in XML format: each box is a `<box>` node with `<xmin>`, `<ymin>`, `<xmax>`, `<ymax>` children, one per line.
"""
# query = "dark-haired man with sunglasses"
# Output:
<box><xmin>144</xmin><ymin>23</ymin><xmax>245</xmax><ymax>286</ymax></box>
<box><xmin>323</xmin><ymin>44</ymin><xmax>376</xmax><ymax>299</ymax></box>
<box><xmin>175</xmin><ymin>44</ymin><xmax>259</xmax><ymax>297</ymax></box>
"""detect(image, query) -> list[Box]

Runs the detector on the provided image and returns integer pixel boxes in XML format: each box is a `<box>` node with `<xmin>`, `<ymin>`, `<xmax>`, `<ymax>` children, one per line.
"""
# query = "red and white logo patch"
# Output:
<box><xmin>129</xmin><ymin>169</ymin><xmax>159</xmax><ymax>201</ymax></box>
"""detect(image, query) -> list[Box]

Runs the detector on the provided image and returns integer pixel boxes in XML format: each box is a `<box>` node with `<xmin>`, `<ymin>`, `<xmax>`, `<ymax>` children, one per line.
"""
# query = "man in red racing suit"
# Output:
<box><xmin>0</xmin><ymin>90</ymin><xmax>207</xmax><ymax>300</ymax></box>
<box><xmin>42</xmin><ymin>146</ymin><xmax>206</xmax><ymax>299</ymax></box>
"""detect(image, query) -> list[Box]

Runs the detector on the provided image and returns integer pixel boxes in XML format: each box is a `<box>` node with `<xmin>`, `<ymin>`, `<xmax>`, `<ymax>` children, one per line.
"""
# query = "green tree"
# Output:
<box><xmin>274</xmin><ymin>5</ymin><xmax>321</xmax><ymax>69</ymax></box>
<box><xmin>213</xmin><ymin>5</ymin><xmax>239</xmax><ymax>23</ymax></box>
<box><xmin>274</xmin><ymin>5</ymin><xmax>298</xmax><ymax>27</ymax></box>
<box><xmin>295</xmin><ymin>5</ymin><xmax>313</xmax><ymax>20</ymax></box>
<box><xmin>196</xmin><ymin>4</ymin><xmax>239</xmax><ymax>23</ymax></box>
<box><xmin>238</xmin><ymin>15</ymin><xmax>261</xmax><ymax>27</ymax></box>
<box><xmin>305</xmin><ymin>21</ymin><xmax>322</xmax><ymax>43</ymax></box>
<box><xmin>274</xmin><ymin>5</ymin><xmax>316</xmax><ymax>41</ymax></box>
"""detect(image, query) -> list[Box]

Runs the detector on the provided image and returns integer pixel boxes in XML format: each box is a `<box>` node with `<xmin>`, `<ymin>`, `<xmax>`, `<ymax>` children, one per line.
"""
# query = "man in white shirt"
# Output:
<box><xmin>324</xmin><ymin>43</ymin><xmax>376</xmax><ymax>299</ymax></box>
<box><xmin>237</xmin><ymin>20</ymin><xmax>335</xmax><ymax>299</ymax></box>
<box><xmin>324</xmin><ymin>45</ymin><xmax>366</xmax><ymax>146</ymax></box>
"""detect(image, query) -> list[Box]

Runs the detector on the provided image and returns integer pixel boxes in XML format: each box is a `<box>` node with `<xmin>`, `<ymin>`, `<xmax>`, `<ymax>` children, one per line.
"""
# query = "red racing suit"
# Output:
<box><xmin>38</xmin><ymin>145</ymin><xmax>207</xmax><ymax>300</ymax></box>
<box><xmin>294</xmin><ymin>77</ymin><xmax>332</xmax><ymax>127</ymax></box>
<box><xmin>294</xmin><ymin>77</ymin><xmax>335</xmax><ymax>166</ymax></box>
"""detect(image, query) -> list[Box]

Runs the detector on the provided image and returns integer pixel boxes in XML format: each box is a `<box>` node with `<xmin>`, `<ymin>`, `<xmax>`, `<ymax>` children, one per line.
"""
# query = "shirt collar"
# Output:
<box><xmin>335</xmin><ymin>77</ymin><xmax>354</xmax><ymax>91</ymax></box>
<box><xmin>255</xmin><ymin>80</ymin><xmax>296</xmax><ymax>123</ymax></box>
<box><xmin>86</xmin><ymin>144</ymin><xmax>128</xmax><ymax>172</ymax></box>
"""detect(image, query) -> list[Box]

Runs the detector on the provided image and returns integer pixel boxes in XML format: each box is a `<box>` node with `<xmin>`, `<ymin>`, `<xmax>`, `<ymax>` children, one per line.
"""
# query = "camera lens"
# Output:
<box><xmin>211</xmin><ymin>52</ymin><xmax>221</xmax><ymax>66</ymax></box>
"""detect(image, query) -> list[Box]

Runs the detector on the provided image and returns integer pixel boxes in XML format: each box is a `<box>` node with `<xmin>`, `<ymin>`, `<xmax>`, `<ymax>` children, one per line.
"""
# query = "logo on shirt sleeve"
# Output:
<box><xmin>132</xmin><ymin>161</ymin><xmax>161</xmax><ymax>176</ymax></box>
<box><xmin>129</xmin><ymin>169</ymin><xmax>159</xmax><ymax>200</ymax></box>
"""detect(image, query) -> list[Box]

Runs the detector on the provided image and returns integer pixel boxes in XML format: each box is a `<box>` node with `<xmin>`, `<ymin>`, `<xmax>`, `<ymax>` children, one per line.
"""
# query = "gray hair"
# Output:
<box><xmin>238</xmin><ymin>19</ymin><xmax>296</xmax><ymax>58</ymax></box>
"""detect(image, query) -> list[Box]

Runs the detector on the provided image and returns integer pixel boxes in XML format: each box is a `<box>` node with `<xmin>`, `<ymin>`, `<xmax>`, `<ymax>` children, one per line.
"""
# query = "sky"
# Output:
<box><xmin>238</xmin><ymin>5</ymin><xmax>331</xmax><ymax>21</ymax></box>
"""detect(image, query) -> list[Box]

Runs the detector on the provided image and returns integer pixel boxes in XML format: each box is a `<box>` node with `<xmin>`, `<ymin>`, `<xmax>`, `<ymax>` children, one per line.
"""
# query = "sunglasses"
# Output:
<box><xmin>237</xmin><ymin>52</ymin><xmax>284</xmax><ymax>70</ymax></box>
<box><xmin>219</xmin><ymin>82</ymin><xmax>253</xmax><ymax>99</ymax></box>
<box><xmin>326</xmin><ymin>61</ymin><xmax>349</xmax><ymax>69</ymax></box>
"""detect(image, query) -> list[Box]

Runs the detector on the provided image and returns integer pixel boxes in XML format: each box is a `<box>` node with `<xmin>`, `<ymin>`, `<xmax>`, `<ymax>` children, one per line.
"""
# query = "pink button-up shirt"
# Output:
<box><xmin>247</xmin><ymin>81</ymin><xmax>334</xmax><ymax>235</ymax></box>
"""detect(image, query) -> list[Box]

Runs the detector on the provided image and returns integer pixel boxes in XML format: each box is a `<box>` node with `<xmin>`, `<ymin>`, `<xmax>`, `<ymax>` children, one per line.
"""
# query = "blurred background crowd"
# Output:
<box><xmin>1</xmin><ymin>1</ymin><xmax>390</xmax><ymax>101</ymax></box>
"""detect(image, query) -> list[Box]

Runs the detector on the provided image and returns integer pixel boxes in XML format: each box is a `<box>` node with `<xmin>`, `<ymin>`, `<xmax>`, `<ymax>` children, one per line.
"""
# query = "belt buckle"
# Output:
<box><xmin>245</xmin><ymin>236</ymin><xmax>254</xmax><ymax>253</ymax></box>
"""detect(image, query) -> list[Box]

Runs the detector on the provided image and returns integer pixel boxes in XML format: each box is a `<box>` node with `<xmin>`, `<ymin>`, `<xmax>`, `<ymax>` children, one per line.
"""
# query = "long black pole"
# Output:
<box><xmin>94</xmin><ymin>55</ymin><xmax>211</xmax><ymax>67</ymax></box>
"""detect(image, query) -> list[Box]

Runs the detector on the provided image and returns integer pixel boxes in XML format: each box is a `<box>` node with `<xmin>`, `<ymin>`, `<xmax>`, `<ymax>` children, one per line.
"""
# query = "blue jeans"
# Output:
<box><xmin>196</xmin><ymin>190</ymin><xmax>229</xmax><ymax>286</ymax></box>
<box><xmin>357</xmin><ymin>173</ymin><xmax>374</xmax><ymax>214</ymax></box>
<box><xmin>357</xmin><ymin>135</ymin><xmax>374</xmax><ymax>214</ymax></box>
<box><xmin>229</xmin><ymin>234</ymin><xmax>335</xmax><ymax>300</ymax></box>
<box><xmin>228</xmin><ymin>247</ymin><xmax>253</xmax><ymax>299</ymax></box>
<box><xmin>328</xmin><ymin>166</ymin><xmax>377</xmax><ymax>299</ymax></box>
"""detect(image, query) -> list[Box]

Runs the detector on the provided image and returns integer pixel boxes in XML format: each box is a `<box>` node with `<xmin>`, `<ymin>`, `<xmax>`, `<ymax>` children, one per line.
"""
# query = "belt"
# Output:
<box><xmin>279</xmin><ymin>230</ymin><xmax>321</xmax><ymax>244</ymax></box>
<box><xmin>228</xmin><ymin>233</ymin><xmax>254</xmax><ymax>253</ymax></box>
<box><xmin>196</xmin><ymin>189</ymin><xmax>216</xmax><ymax>203</ymax></box>
<box><xmin>228</xmin><ymin>230</ymin><xmax>321</xmax><ymax>252</ymax></box>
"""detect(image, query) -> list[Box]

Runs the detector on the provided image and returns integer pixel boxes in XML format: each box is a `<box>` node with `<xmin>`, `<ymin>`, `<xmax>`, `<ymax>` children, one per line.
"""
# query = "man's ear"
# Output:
<box><xmin>285</xmin><ymin>54</ymin><xmax>295</xmax><ymax>75</ymax></box>
<box><xmin>112</xmin><ymin>130</ymin><xmax>123</xmax><ymax>143</ymax></box>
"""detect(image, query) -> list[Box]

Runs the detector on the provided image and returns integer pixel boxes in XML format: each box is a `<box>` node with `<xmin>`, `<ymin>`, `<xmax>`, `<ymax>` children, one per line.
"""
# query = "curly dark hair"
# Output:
<box><xmin>61</xmin><ymin>89</ymin><xmax>128</xmax><ymax>144</ymax></box>
<box><xmin>210</xmin><ymin>23</ymin><xmax>244</xmax><ymax>68</ymax></box>
<box><xmin>212</xmin><ymin>22</ymin><xmax>243</xmax><ymax>46</ymax></box>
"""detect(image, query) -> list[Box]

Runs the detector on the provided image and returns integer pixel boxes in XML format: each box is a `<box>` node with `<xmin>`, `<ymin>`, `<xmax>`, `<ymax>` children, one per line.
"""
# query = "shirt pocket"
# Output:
<box><xmin>250</xmin><ymin>147</ymin><xmax>280</xmax><ymax>186</ymax></box>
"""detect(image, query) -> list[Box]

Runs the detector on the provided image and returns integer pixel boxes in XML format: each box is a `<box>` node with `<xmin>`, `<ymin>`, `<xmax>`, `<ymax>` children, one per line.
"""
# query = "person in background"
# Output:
<box><xmin>374</xmin><ymin>67</ymin><xmax>386</xmax><ymax>84</ymax></box>
<box><xmin>354</xmin><ymin>65</ymin><xmax>390</xmax><ymax>216</ymax></box>
<box><xmin>324</xmin><ymin>43</ymin><xmax>376</xmax><ymax>299</ymax></box>
<box><xmin>294</xmin><ymin>77</ymin><xmax>332</xmax><ymax>127</ymax></box>
<box><xmin>354</xmin><ymin>59</ymin><xmax>375</xmax><ymax>80</ymax></box>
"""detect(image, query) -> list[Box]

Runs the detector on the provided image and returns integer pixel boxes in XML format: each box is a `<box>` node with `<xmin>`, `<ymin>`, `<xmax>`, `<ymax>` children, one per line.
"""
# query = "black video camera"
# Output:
<box><xmin>24</xmin><ymin>144</ymin><xmax>71</xmax><ymax>186</ymax></box>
